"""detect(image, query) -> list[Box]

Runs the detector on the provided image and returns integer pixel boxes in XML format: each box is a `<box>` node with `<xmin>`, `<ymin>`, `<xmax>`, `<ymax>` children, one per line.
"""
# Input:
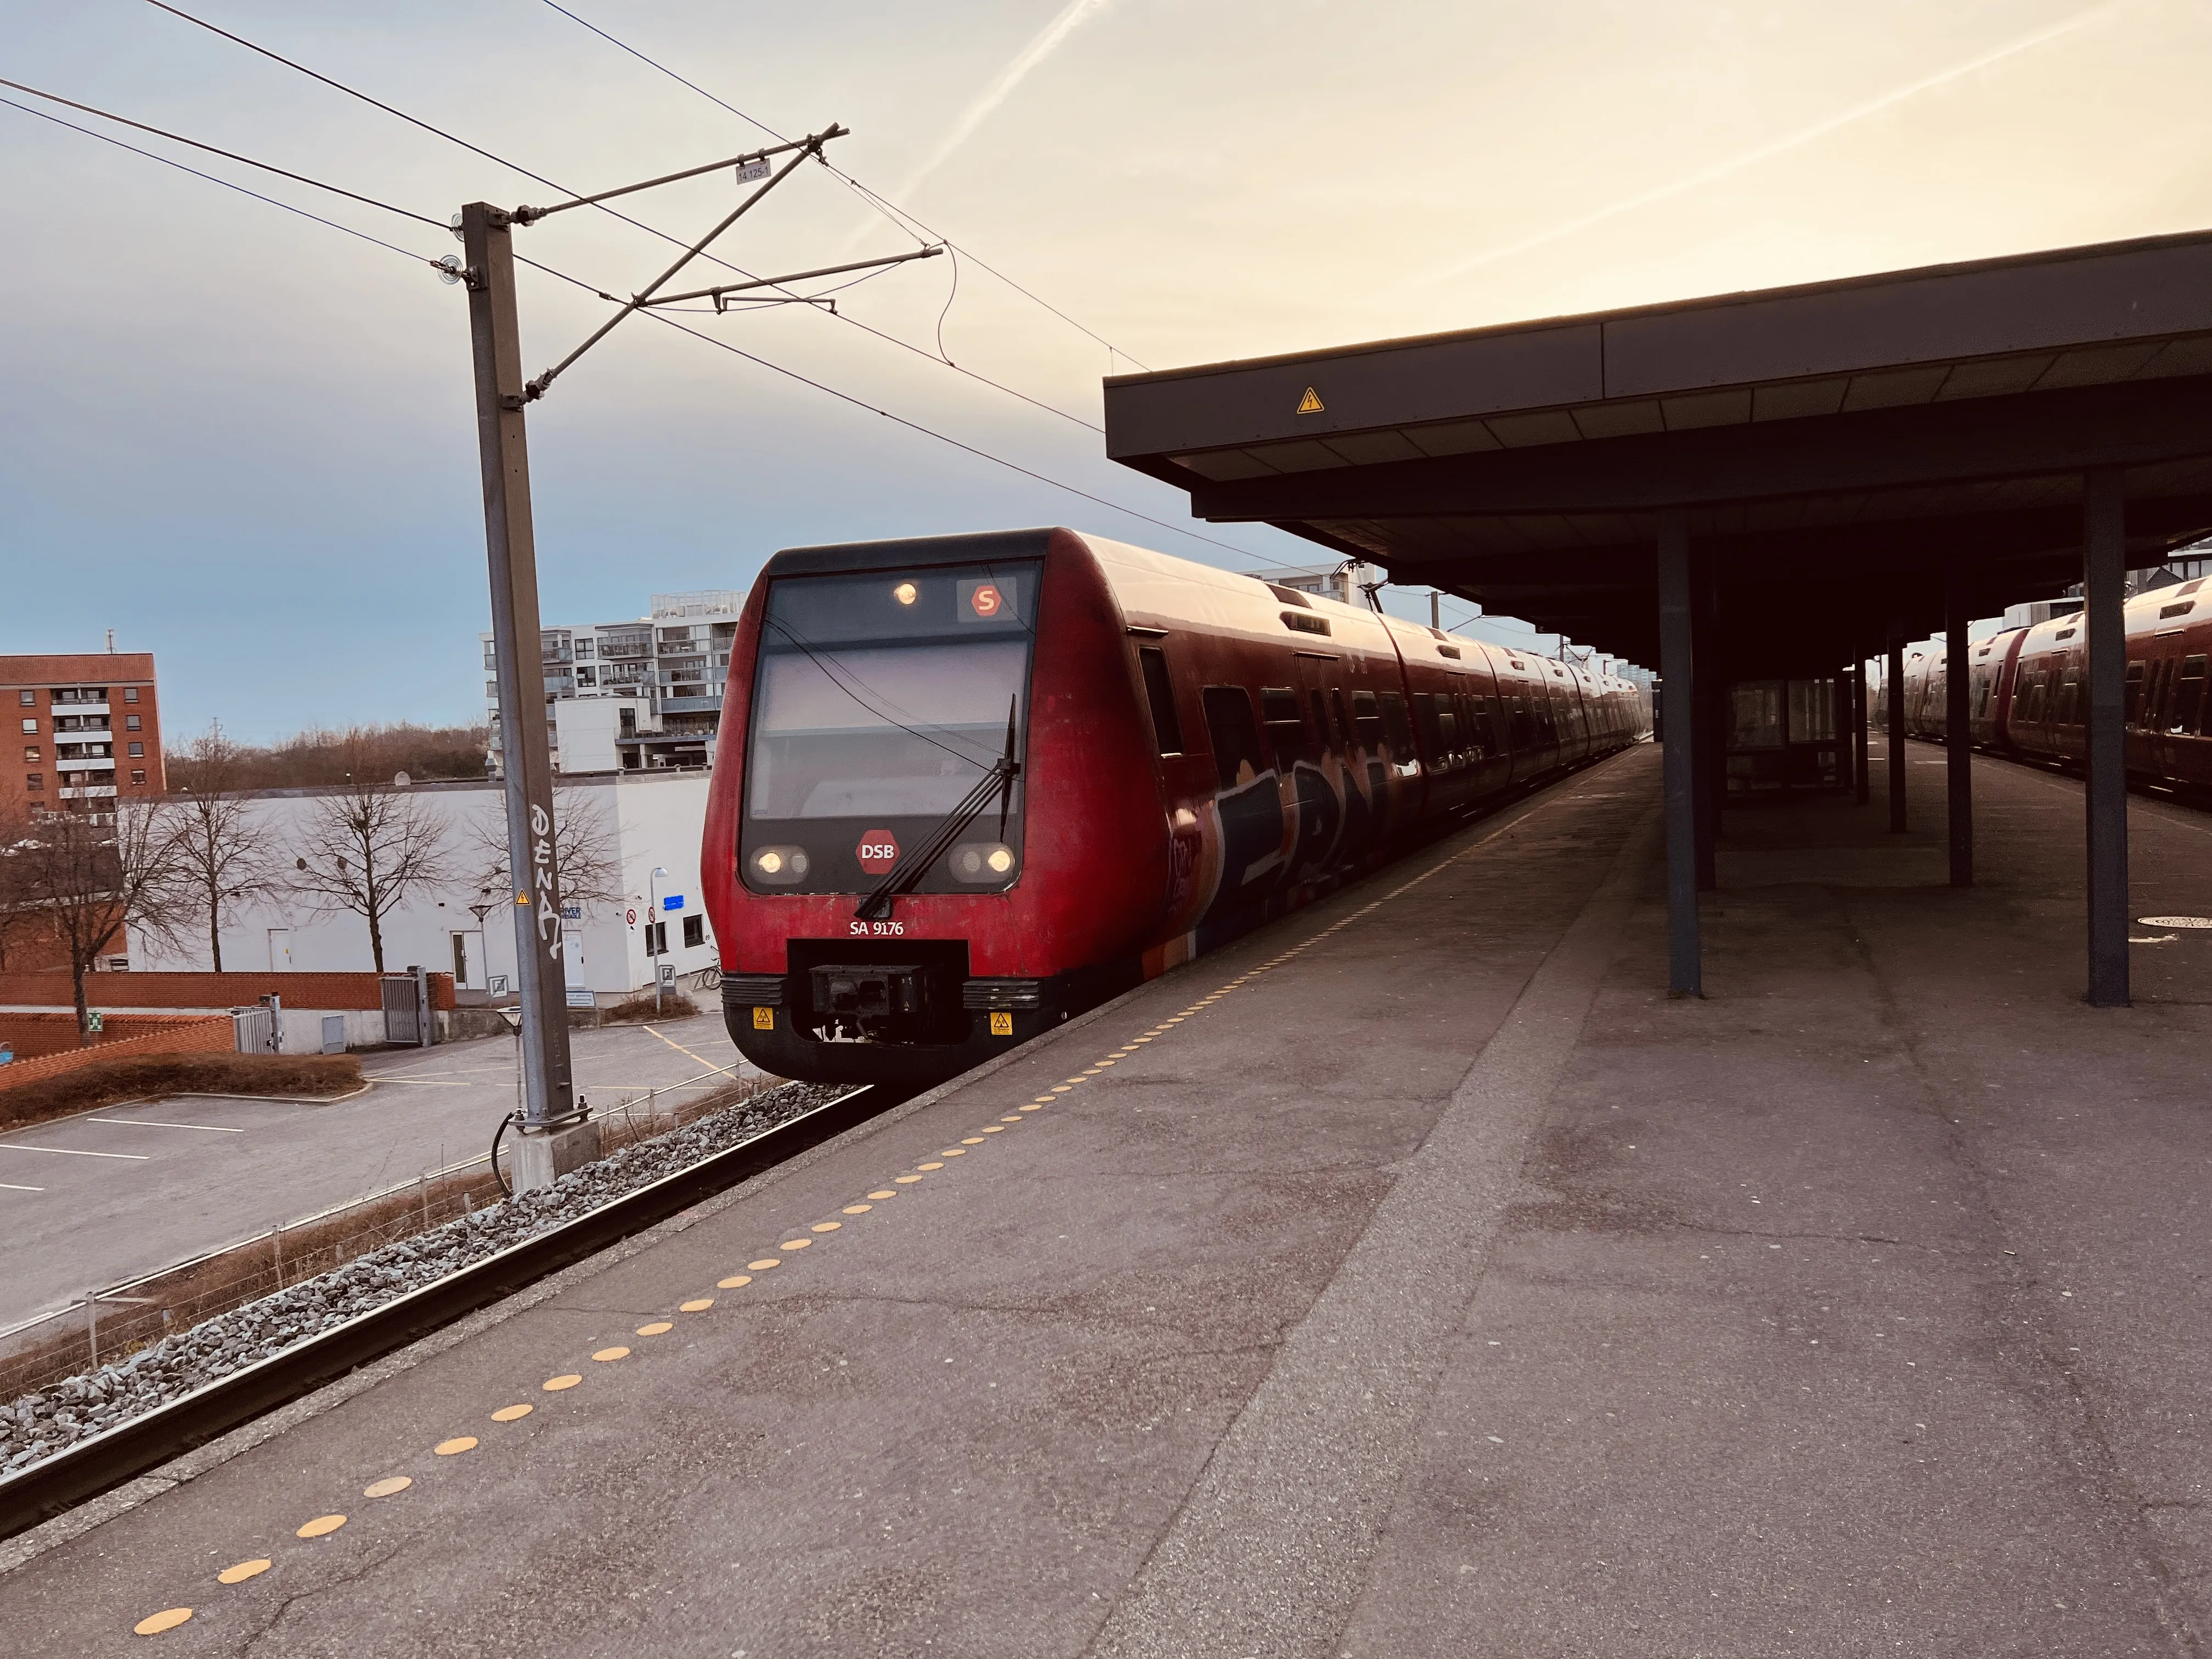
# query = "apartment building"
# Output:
<box><xmin>482</xmin><ymin>591</ymin><xmax>740</xmax><ymax>777</ymax></box>
<box><xmin>1</xmin><ymin>651</ymin><xmax>164</xmax><ymax>819</ymax></box>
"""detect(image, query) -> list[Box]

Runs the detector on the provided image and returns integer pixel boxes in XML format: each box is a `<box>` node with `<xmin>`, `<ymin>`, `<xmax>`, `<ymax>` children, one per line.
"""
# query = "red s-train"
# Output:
<box><xmin>700</xmin><ymin>528</ymin><xmax>1648</xmax><ymax>1085</ymax></box>
<box><xmin>1900</xmin><ymin>578</ymin><xmax>2212</xmax><ymax>788</ymax></box>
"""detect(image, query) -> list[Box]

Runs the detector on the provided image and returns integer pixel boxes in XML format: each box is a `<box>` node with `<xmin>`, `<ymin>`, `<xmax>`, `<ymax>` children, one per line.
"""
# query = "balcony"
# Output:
<box><xmin>58</xmin><ymin>785</ymin><xmax>119</xmax><ymax>799</ymax></box>
<box><xmin>54</xmin><ymin>755</ymin><xmax>117</xmax><ymax>772</ymax></box>
<box><xmin>657</xmin><ymin>695</ymin><xmax>724</xmax><ymax>714</ymax></box>
<box><xmin>49</xmin><ymin>702</ymin><xmax>109</xmax><ymax>719</ymax></box>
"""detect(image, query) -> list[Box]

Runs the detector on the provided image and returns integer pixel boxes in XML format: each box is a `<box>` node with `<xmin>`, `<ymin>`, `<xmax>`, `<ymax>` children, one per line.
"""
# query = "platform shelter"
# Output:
<box><xmin>1103</xmin><ymin>229</ymin><xmax>2212</xmax><ymax>1005</ymax></box>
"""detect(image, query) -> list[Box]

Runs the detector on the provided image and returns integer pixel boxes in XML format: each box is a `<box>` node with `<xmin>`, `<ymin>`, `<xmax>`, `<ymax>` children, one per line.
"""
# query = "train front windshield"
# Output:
<box><xmin>742</xmin><ymin>562</ymin><xmax>1036</xmax><ymax>894</ymax></box>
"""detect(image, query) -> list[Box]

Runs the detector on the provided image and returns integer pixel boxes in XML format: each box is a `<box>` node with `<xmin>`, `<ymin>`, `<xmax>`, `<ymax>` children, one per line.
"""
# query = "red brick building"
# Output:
<box><xmin>0</xmin><ymin>652</ymin><xmax>165</xmax><ymax>820</ymax></box>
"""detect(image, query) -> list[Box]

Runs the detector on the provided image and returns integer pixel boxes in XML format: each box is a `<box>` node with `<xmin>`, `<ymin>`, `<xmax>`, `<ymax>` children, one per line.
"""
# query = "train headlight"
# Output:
<box><xmin>951</xmin><ymin>842</ymin><xmax>1018</xmax><ymax>883</ymax></box>
<box><xmin>893</xmin><ymin>581</ymin><xmax>918</xmax><ymax>606</ymax></box>
<box><xmin>749</xmin><ymin>845</ymin><xmax>809</xmax><ymax>886</ymax></box>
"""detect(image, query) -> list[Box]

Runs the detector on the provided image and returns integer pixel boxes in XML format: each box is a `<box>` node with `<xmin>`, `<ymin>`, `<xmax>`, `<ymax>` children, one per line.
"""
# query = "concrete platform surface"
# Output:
<box><xmin>3</xmin><ymin>741</ymin><xmax>2208</xmax><ymax>1656</ymax></box>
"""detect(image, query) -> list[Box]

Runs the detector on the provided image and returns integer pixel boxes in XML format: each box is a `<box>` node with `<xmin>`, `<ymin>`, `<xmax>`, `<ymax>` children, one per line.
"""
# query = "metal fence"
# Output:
<box><xmin>0</xmin><ymin>1063</ymin><xmax>765</xmax><ymax>1405</ymax></box>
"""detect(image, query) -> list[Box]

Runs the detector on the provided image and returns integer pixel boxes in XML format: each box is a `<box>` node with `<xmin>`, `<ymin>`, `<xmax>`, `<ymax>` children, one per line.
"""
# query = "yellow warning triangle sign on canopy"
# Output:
<box><xmin>1295</xmin><ymin>386</ymin><xmax>1324</xmax><ymax>414</ymax></box>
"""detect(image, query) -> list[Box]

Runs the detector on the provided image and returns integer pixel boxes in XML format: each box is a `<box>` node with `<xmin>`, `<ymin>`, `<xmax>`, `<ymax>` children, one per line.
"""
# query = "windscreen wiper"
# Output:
<box><xmin>855</xmin><ymin>697</ymin><xmax>1020</xmax><ymax>922</ymax></box>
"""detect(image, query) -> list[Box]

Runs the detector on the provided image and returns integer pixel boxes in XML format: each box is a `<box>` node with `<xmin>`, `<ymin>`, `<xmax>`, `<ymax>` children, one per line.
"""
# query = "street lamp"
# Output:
<box><xmin>648</xmin><ymin>866</ymin><xmax>669</xmax><ymax>1013</ymax></box>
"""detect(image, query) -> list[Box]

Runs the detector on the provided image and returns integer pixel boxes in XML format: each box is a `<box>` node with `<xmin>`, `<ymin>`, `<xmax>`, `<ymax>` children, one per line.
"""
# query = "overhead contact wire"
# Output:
<box><xmin>146</xmin><ymin>0</ymin><xmax>1107</xmax><ymax>434</ymax></box>
<box><xmin>0</xmin><ymin>94</ymin><xmax>443</xmax><ymax>267</ymax></box>
<box><xmin>537</xmin><ymin>0</ymin><xmax>1151</xmax><ymax>371</ymax></box>
<box><xmin>0</xmin><ymin>75</ymin><xmax>447</xmax><ymax>232</ymax></box>
<box><xmin>31</xmin><ymin>34</ymin><xmax>1271</xmax><ymax>564</ymax></box>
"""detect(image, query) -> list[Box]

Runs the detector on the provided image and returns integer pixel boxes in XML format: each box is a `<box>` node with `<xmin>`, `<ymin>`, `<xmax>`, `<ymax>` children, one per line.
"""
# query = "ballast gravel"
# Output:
<box><xmin>0</xmin><ymin>1080</ymin><xmax>847</xmax><ymax>1477</ymax></box>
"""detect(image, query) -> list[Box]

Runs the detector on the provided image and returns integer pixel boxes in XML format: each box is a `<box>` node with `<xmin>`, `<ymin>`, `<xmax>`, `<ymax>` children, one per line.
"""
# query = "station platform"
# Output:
<box><xmin>6</xmin><ymin>740</ymin><xmax>2210</xmax><ymax>1655</ymax></box>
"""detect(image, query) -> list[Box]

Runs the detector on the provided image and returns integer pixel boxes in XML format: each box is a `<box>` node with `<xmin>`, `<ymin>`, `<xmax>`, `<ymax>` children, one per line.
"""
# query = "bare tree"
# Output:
<box><xmin>12</xmin><ymin>799</ymin><xmax>181</xmax><ymax>1041</ymax></box>
<box><xmin>0</xmin><ymin>804</ymin><xmax>49</xmax><ymax>973</ymax></box>
<box><xmin>463</xmin><ymin>788</ymin><xmax>624</xmax><ymax>911</ymax></box>
<box><xmin>289</xmin><ymin>773</ymin><xmax>454</xmax><ymax>974</ymax></box>
<box><xmin>158</xmin><ymin>721</ymin><xmax>278</xmax><ymax>971</ymax></box>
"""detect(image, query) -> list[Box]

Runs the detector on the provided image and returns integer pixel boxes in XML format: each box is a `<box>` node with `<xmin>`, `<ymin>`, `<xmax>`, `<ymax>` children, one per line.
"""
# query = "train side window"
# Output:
<box><xmin>1138</xmin><ymin>646</ymin><xmax>1184</xmax><ymax>756</ymax></box>
<box><xmin>2124</xmin><ymin>661</ymin><xmax>2147</xmax><ymax>726</ymax></box>
<box><xmin>1436</xmin><ymin>708</ymin><xmax>1459</xmax><ymax>760</ymax></box>
<box><xmin>1201</xmin><ymin>685</ymin><xmax>1265</xmax><ymax>788</ymax></box>
<box><xmin>1349</xmin><ymin>689</ymin><xmax>1383</xmax><ymax>748</ymax></box>
<box><xmin>1379</xmin><ymin>691</ymin><xmax>1413</xmax><ymax>755</ymax></box>
<box><xmin>2180</xmin><ymin>656</ymin><xmax>2209</xmax><ymax>734</ymax></box>
<box><xmin>1309</xmin><ymin>690</ymin><xmax>1332</xmax><ymax>750</ymax></box>
<box><xmin>1411</xmin><ymin>692</ymin><xmax>1444</xmax><ymax>760</ymax></box>
<box><xmin>1260</xmin><ymin>686</ymin><xmax>1306</xmax><ymax>766</ymax></box>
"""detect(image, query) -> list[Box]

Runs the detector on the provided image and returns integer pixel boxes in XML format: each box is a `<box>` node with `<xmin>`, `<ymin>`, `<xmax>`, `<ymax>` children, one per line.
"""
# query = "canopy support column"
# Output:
<box><xmin>1658</xmin><ymin>514</ymin><xmax>1701</xmax><ymax>998</ymax></box>
<box><xmin>1693</xmin><ymin>563</ymin><xmax>1720</xmax><ymax>891</ymax></box>
<box><xmin>1887</xmin><ymin>630</ymin><xmax>1908</xmax><ymax>833</ymax></box>
<box><xmin>2085</xmin><ymin>470</ymin><xmax>2130</xmax><ymax>1006</ymax></box>
<box><xmin>1853</xmin><ymin>659</ymin><xmax>1870</xmax><ymax>806</ymax></box>
<box><xmin>1946</xmin><ymin>590</ymin><xmax>1973</xmax><ymax>887</ymax></box>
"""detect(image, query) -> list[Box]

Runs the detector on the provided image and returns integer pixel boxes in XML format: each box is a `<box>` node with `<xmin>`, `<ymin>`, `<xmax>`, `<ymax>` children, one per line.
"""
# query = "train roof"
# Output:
<box><xmin>763</xmin><ymin>527</ymin><xmax>1630</xmax><ymax>692</ymax></box>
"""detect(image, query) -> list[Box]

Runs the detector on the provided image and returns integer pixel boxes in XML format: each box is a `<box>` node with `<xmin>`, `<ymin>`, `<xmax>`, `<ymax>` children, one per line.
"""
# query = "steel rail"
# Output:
<box><xmin>0</xmin><ymin>1082</ymin><xmax>894</xmax><ymax>1542</ymax></box>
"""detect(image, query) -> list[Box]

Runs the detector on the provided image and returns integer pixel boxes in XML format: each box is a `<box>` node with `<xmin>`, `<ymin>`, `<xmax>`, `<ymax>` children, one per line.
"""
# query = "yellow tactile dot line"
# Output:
<box><xmin>749</xmin><ymin>1255</ymin><xmax>783</xmax><ymax>1267</ymax></box>
<box><xmin>779</xmin><ymin>1237</ymin><xmax>811</xmax><ymax>1250</ymax></box>
<box><xmin>680</xmin><ymin>1297</ymin><xmax>715</xmax><ymax>1311</ymax></box>
<box><xmin>134</xmin><ymin>816</ymin><xmax>1545</xmax><ymax>1635</ymax></box>
<box><xmin>939</xmin><ymin>1148</ymin><xmax>966</xmax><ymax>1158</ymax></box>
<box><xmin>435</xmin><ymin>1436</ymin><xmax>477</xmax><ymax>1456</ymax></box>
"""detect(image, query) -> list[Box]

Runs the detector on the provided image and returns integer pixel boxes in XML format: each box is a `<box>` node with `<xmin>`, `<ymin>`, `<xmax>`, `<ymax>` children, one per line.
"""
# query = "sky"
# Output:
<box><xmin>4</xmin><ymin>0</ymin><xmax>2209</xmax><ymax>738</ymax></box>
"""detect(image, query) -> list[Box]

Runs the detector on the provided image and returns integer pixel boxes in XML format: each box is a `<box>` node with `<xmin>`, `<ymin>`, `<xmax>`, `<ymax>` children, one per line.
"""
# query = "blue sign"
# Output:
<box><xmin>662</xmin><ymin>894</ymin><xmax>684</xmax><ymax>911</ymax></box>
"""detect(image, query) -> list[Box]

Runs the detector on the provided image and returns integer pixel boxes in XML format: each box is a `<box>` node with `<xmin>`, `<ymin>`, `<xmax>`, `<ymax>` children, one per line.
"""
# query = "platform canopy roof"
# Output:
<box><xmin>1104</xmin><ymin>230</ymin><xmax>2212</xmax><ymax>672</ymax></box>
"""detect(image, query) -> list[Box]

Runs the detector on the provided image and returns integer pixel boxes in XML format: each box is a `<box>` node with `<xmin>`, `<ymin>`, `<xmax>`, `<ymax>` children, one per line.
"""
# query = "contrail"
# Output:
<box><xmin>893</xmin><ymin>0</ymin><xmax>1114</xmax><ymax>204</ymax></box>
<box><xmin>1422</xmin><ymin>4</ymin><xmax>2116</xmax><ymax>285</ymax></box>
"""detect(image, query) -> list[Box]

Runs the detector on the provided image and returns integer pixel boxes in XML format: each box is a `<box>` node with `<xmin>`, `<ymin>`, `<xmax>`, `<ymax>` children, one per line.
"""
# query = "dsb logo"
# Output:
<box><xmin>855</xmin><ymin>830</ymin><xmax>900</xmax><ymax>872</ymax></box>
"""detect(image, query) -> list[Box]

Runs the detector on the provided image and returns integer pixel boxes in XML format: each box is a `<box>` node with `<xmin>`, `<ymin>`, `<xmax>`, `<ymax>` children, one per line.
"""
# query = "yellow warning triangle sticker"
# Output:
<box><xmin>1295</xmin><ymin>386</ymin><xmax>1324</xmax><ymax>414</ymax></box>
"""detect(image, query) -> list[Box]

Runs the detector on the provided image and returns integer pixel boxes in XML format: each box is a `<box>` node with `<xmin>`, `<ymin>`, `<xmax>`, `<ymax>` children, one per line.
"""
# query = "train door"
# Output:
<box><xmin>1264</xmin><ymin>681</ymin><xmax>1341</xmax><ymax>882</ymax></box>
<box><xmin>1197</xmin><ymin>685</ymin><xmax>1285</xmax><ymax>921</ymax></box>
<box><xmin>1300</xmin><ymin>651</ymin><xmax>1376</xmax><ymax>860</ymax></box>
<box><xmin>2176</xmin><ymin>649</ymin><xmax>2212</xmax><ymax>788</ymax></box>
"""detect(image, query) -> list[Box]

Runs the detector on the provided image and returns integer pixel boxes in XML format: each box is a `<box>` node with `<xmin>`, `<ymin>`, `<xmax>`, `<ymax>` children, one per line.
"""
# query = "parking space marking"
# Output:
<box><xmin>0</xmin><ymin>1144</ymin><xmax>150</xmax><ymax>1160</ymax></box>
<box><xmin>86</xmin><ymin>1118</ymin><xmax>244</xmax><ymax>1133</ymax></box>
<box><xmin>0</xmin><ymin>1181</ymin><xmax>45</xmax><ymax>1192</ymax></box>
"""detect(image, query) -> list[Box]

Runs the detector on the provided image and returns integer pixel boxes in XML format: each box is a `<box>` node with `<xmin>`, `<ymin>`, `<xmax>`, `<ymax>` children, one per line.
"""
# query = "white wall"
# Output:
<box><xmin>130</xmin><ymin>772</ymin><xmax>720</xmax><ymax>1001</ymax></box>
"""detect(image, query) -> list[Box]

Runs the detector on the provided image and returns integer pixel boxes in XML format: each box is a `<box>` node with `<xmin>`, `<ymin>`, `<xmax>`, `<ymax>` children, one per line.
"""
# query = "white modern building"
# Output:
<box><xmin>482</xmin><ymin>590</ymin><xmax>744</xmax><ymax>777</ymax></box>
<box><xmin>127</xmin><ymin>771</ymin><xmax>722</xmax><ymax>1006</ymax></box>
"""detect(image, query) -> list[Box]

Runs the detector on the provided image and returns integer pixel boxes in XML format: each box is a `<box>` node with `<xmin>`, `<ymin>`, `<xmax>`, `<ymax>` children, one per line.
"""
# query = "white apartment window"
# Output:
<box><xmin>19</xmin><ymin>718</ymin><xmax>34</xmax><ymax>734</ymax></box>
<box><xmin>130</xmin><ymin>769</ymin><xmax>146</xmax><ymax>785</ymax></box>
<box><xmin>123</xmin><ymin>687</ymin><xmax>139</xmax><ymax>703</ymax></box>
<box><xmin>128</xmin><ymin>742</ymin><xmax>144</xmax><ymax>758</ymax></box>
<box><xmin>15</xmin><ymin>691</ymin><xmax>30</xmax><ymax>707</ymax></box>
<box><xmin>125</xmin><ymin>714</ymin><xmax>141</xmax><ymax>731</ymax></box>
<box><xmin>575</xmin><ymin>639</ymin><xmax>594</xmax><ymax>658</ymax></box>
<box><xmin>22</xmin><ymin>747</ymin><xmax>37</xmax><ymax>763</ymax></box>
